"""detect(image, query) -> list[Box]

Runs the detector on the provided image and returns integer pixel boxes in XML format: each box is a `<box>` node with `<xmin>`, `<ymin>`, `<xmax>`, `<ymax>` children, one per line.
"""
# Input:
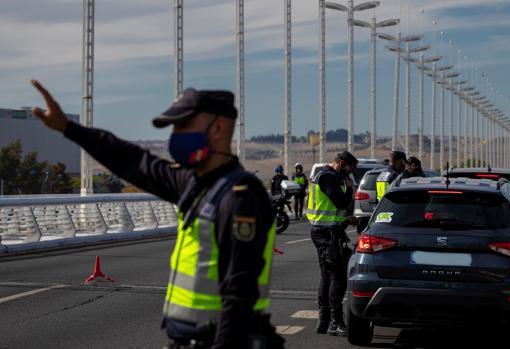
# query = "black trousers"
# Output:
<box><xmin>310</xmin><ymin>226</ymin><xmax>349</xmax><ymax>315</ymax></box>
<box><xmin>294</xmin><ymin>194</ymin><xmax>305</xmax><ymax>217</ymax></box>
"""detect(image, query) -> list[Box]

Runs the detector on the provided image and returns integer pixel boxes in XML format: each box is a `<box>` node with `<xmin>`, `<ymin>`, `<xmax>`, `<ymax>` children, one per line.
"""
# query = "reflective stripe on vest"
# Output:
<box><xmin>306</xmin><ymin>169</ymin><xmax>346</xmax><ymax>226</ymax></box>
<box><xmin>163</xmin><ymin>173</ymin><xmax>276</xmax><ymax>324</ymax></box>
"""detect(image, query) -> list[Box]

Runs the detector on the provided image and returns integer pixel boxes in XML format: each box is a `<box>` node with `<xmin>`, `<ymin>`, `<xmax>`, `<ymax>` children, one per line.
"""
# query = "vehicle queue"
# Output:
<box><xmin>277</xmin><ymin>151</ymin><xmax>510</xmax><ymax>346</ymax></box>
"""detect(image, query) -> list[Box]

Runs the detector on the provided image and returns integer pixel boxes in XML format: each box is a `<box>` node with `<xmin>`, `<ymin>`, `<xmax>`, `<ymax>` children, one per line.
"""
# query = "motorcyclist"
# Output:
<box><xmin>271</xmin><ymin>165</ymin><xmax>289</xmax><ymax>196</ymax></box>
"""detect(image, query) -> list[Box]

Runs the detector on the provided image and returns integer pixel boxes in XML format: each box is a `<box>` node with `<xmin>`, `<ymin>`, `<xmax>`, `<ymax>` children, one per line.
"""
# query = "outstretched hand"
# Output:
<box><xmin>31</xmin><ymin>80</ymin><xmax>69</xmax><ymax>133</ymax></box>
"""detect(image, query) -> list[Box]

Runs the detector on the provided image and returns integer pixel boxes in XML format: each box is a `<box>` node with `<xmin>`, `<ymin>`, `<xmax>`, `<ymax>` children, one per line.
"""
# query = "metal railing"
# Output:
<box><xmin>0</xmin><ymin>194</ymin><xmax>177</xmax><ymax>253</ymax></box>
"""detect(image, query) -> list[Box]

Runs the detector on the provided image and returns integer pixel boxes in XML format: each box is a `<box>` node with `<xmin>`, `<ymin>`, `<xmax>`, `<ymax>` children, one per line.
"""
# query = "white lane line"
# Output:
<box><xmin>291</xmin><ymin>310</ymin><xmax>319</xmax><ymax>319</ymax></box>
<box><xmin>285</xmin><ymin>238</ymin><xmax>311</xmax><ymax>245</ymax></box>
<box><xmin>0</xmin><ymin>285</ymin><xmax>66</xmax><ymax>305</ymax></box>
<box><xmin>276</xmin><ymin>325</ymin><xmax>305</xmax><ymax>335</ymax></box>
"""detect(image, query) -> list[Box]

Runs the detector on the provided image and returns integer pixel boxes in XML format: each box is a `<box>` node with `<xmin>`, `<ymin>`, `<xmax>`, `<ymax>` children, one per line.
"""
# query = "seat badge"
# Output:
<box><xmin>436</xmin><ymin>236</ymin><xmax>448</xmax><ymax>247</ymax></box>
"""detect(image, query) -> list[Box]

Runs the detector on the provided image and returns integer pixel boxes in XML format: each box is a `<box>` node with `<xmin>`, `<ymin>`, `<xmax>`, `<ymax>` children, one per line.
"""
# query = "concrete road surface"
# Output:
<box><xmin>0</xmin><ymin>222</ymin><xmax>506</xmax><ymax>348</ymax></box>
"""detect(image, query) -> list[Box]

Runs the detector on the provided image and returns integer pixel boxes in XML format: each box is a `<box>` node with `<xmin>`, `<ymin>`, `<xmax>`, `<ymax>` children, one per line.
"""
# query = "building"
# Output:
<box><xmin>0</xmin><ymin>108</ymin><xmax>80</xmax><ymax>174</ymax></box>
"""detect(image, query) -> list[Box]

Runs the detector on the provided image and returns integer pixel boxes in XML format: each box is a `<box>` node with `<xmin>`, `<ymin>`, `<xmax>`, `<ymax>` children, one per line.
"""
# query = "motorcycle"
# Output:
<box><xmin>271</xmin><ymin>180</ymin><xmax>301</xmax><ymax>234</ymax></box>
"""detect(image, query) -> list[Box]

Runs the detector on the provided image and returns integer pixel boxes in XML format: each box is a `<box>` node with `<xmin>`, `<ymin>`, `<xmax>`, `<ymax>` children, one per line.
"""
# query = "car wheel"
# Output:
<box><xmin>346</xmin><ymin>306</ymin><xmax>373</xmax><ymax>346</ymax></box>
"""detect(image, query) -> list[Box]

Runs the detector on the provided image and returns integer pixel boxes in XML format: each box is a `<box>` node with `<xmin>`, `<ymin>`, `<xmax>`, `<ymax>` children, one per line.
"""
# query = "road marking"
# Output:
<box><xmin>291</xmin><ymin>310</ymin><xmax>319</xmax><ymax>319</ymax></box>
<box><xmin>276</xmin><ymin>325</ymin><xmax>305</xmax><ymax>335</ymax></box>
<box><xmin>0</xmin><ymin>284</ymin><xmax>66</xmax><ymax>304</ymax></box>
<box><xmin>285</xmin><ymin>238</ymin><xmax>311</xmax><ymax>245</ymax></box>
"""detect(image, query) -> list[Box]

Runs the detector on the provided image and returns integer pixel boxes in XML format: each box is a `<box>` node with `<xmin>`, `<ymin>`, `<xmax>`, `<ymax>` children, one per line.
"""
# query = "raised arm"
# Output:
<box><xmin>31</xmin><ymin>80</ymin><xmax>190</xmax><ymax>202</ymax></box>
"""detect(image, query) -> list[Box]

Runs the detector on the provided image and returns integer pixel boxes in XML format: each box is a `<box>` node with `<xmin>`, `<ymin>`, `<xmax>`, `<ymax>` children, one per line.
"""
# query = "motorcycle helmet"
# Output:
<box><xmin>275</xmin><ymin>165</ymin><xmax>284</xmax><ymax>174</ymax></box>
<box><xmin>294</xmin><ymin>162</ymin><xmax>303</xmax><ymax>172</ymax></box>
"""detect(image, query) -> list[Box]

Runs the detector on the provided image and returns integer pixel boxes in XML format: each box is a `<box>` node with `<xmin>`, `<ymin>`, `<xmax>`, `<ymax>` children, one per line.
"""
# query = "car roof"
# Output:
<box><xmin>388</xmin><ymin>176</ymin><xmax>505</xmax><ymax>194</ymax></box>
<box><xmin>447</xmin><ymin>167</ymin><xmax>510</xmax><ymax>174</ymax></box>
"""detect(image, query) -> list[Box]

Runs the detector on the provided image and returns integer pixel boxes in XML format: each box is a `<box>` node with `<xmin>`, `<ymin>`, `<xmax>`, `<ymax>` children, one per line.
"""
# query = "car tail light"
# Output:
<box><xmin>357</xmin><ymin>234</ymin><xmax>397</xmax><ymax>253</ymax></box>
<box><xmin>355</xmin><ymin>191</ymin><xmax>370</xmax><ymax>201</ymax></box>
<box><xmin>352</xmin><ymin>291</ymin><xmax>375</xmax><ymax>298</ymax></box>
<box><xmin>488</xmin><ymin>242</ymin><xmax>510</xmax><ymax>257</ymax></box>
<box><xmin>475</xmin><ymin>173</ymin><xmax>500</xmax><ymax>179</ymax></box>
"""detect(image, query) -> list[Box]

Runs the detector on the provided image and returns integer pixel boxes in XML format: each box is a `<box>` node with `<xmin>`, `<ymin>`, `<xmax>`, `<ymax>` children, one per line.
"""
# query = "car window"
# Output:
<box><xmin>359</xmin><ymin>172</ymin><xmax>380</xmax><ymax>191</ymax></box>
<box><xmin>371</xmin><ymin>190</ymin><xmax>510</xmax><ymax>230</ymax></box>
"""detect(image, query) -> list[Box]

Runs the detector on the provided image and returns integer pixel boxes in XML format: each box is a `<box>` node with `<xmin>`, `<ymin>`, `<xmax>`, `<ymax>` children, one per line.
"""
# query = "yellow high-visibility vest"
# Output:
<box><xmin>163</xmin><ymin>173</ymin><xmax>276</xmax><ymax>324</ymax></box>
<box><xmin>306</xmin><ymin>168</ymin><xmax>346</xmax><ymax>226</ymax></box>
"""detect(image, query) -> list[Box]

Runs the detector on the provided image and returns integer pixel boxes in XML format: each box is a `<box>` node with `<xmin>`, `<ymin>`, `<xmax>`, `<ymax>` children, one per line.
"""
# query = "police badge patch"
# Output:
<box><xmin>233</xmin><ymin>215</ymin><xmax>256</xmax><ymax>242</ymax></box>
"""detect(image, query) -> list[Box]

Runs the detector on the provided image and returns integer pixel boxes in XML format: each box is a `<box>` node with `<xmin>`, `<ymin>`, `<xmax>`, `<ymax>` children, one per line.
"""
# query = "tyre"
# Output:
<box><xmin>276</xmin><ymin>211</ymin><xmax>289</xmax><ymax>234</ymax></box>
<box><xmin>346</xmin><ymin>306</ymin><xmax>373</xmax><ymax>346</ymax></box>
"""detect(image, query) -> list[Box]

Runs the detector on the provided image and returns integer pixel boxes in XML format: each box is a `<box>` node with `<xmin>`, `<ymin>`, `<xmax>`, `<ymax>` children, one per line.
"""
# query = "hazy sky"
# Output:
<box><xmin>1</xmin><ymin>0</ymin><xmax>510</xmax><ymax>140</ymax></box>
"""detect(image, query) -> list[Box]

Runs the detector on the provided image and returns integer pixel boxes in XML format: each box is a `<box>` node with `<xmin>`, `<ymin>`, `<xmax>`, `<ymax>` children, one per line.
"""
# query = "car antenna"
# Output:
<box><xmin>445</xmin><ymin>162</ymin><xmax>451</xmax><ymax>189</ymax></box>
<box><xmin>488</xmin><ymin>164</ymin><xmax>492</xmax><ymax>173</ymax></box>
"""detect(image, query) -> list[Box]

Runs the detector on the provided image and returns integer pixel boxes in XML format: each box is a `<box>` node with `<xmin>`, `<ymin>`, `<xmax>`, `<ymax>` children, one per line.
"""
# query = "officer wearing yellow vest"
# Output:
<box><xmin>291</xmin><ymin>163</ymin><xmax>308</xmax><ymax>220</ymax></box>
<box><xmin>31</xmin><ymin>81</ymin><xmax>284</xmax><ymax>349</ymax></box>
<box><xmin>376</xmin><ymin>151</ymin><xmax>406</xmax><ymax>201</ymax></box>
<box><xmin>307</xmin><ymin>151</ymin><xmax>359</xmax><ymax>337</ymax></box>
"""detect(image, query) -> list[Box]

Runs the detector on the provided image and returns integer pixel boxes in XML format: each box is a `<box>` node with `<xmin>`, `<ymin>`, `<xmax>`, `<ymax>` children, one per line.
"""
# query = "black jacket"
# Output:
<box><xmin>63</xmin><ymin>121</ymin><xmax>274</xmax><ymax>349</ymax></box>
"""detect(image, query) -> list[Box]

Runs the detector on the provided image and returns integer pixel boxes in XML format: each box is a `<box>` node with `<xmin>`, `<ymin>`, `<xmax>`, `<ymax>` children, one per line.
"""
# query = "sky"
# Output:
<box><xmin>1</xmin><ymin>0</ymin><xmax>510</xmax><ymax>141</ymax></box>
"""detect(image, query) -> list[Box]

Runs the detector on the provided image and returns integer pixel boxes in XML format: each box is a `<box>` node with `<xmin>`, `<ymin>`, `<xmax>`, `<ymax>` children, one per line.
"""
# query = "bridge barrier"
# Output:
<box><xmin>0</xmin><ymin>194</ymin><xmax>177</xmax><ymax>254</ymax></box>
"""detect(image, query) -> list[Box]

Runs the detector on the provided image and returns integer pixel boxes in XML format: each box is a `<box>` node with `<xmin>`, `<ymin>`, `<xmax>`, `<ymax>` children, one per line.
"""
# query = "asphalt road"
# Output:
<box><xmin>0</xmin><ymin>222</ymin><xmax>506</xmax><ymax>348</ymax></box>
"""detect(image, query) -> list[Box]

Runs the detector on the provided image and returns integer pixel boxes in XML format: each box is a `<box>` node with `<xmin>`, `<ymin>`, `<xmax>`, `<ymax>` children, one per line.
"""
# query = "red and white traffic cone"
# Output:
<box><xmin>85</xmin><ymin>256</ymin><xmax>115</xmax><ymax>283</ymax></box>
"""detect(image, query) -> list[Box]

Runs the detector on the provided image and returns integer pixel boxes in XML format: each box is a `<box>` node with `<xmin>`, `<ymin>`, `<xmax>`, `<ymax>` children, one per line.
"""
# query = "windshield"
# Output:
<box><xmin>371</xmin><ymin>190</ymin><xmax>510</xmax><ymax>230</ymax></box>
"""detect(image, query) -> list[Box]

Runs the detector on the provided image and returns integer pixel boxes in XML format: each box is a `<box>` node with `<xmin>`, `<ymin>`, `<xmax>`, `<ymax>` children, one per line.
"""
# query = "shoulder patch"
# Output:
<box><xmin>377</xmin><ymin>171</ymin><xmax>391</xmax><ymax>182</ymax></box>
<box><xmin>233</xmin><ymin>215</ymin><xmax>256</xmax><ymax>242</ymax></box>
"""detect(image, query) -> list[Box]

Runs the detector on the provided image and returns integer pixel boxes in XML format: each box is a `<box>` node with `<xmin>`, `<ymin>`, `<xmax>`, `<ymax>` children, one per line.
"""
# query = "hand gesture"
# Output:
<box><xmin>344</xmin><ymin>176</ymin><xmax>353</xmax><ymax>188</ymax></box>
<box><xmin>31</xmin><ymin>80</ymin><xmax>69</xmax><ymax>133</ymax></box>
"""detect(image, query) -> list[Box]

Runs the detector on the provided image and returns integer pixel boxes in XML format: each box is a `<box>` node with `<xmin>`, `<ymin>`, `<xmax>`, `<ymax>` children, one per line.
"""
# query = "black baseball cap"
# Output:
<box><xmin>153</xmin><ymin>88</ymin><xmax>238</xmax><ymax>128</ymax></box>
<box><xmin>390</xmin><ymin>151</ymin><xmax>406</xmax><ymax>161</ymax></box>
<box><xmin>335</xmin><ymin>151</ymin><xmax>359</xmax><ymax>176</ymax></box>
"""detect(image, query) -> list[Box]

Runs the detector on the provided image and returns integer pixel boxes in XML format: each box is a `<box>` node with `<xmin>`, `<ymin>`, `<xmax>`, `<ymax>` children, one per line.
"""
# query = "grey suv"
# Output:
<box><xmin>345</xmin><ymin>176</ymin><xmax>510</xmax><ymax>345</ymax></box>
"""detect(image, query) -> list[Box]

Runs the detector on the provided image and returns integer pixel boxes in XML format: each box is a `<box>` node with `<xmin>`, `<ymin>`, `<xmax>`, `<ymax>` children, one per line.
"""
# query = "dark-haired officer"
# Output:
<box><xmin>401</xmin><ymin>156</ymin><xmax>426</xmax><ymax>179</ymax></box>
<box><xmin>31</xmin><ymin>81</ymin><xmax>284</xmax><ymax>349</ymax></box>
<box><xmin>376</xmin><ymin>150</ymin><xmax>406</xmax><ymax>201</ymax></box>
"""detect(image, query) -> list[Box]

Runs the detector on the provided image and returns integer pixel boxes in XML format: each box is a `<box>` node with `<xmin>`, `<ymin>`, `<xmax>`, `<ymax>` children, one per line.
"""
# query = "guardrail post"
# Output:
<box><xmin>148</xmin><ymin>201</ymin><xmax>159</xmax><ymax>229</ymax></box>
<box><xmin>123</xmin><ymin>202</ymin><xmax>135</xmax><ymax>232</ymax></box>
<box><xmin>26</xmin><ymin>206</ymin><xmax>42</xmax><ymax>243</ymax></box>
<box><xmin>64</xmin><ymin>205</ymin><xmax>77</xmax><ymax>238</ymax></box>
<box><xmin>95</xmin><ymin>203</ymin><xmax>108</xmax><ymax>235</ymax></box>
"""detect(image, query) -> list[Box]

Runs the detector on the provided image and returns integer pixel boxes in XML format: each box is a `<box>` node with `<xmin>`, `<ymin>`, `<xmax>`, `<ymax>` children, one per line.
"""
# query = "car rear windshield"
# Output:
<box><xmin>359</xmin><ymin>172</ymin><xmax>380</xmax><ymax>191</ymax></box>
<box><xmin>371</xmin><ymin>190</ymin><xmax>510</xmax><ymax>230</ymax></box>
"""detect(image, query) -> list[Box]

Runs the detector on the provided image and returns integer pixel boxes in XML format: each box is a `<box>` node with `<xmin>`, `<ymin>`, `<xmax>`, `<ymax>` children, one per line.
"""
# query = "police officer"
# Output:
<box><xmin>270</xmin><ymin>165</ymin><xmax>288</xmax><ymax>196</ymax></box>
<box><xmin>292</xmin><ymin>163</ymin><xmax>308</xmax><ymax>220</ymax></box>
<box><xmin>31</xmin><ymin>81</ymin><xmax>284</xmax><ymax>349</ymax></box>
<box><xmin>376</xmin><ymin>150</ymin><xmax>406</xmax><ymax>201</ymax></box>
<box><xmin>401</xmin><ymin>156</ymin><xmax>426</xmax><ymax>179</ymax></box>
<box><xmin>306</xmin><ymin>151</ymin><xmax>358</xmax><ymax>337</ymax></box>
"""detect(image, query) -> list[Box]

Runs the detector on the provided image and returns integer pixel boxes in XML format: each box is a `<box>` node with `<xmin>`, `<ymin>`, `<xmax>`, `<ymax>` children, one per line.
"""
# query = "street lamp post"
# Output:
<box><xmin>353</xmin><ymin>17</ymin><xmax>399</xmax><ymax>159</ymax></box>
<box><xmin>325</xmin><ymin>0</ymin><xmax>380</xmax><ymax>152</ymax></box>
<box><xmin>81</xmin><ymin>0</ymin><xmax>95</xmax><ymax>195</ymax></box>
<box><xmin>379</xmin><ymin>33</ymin><xmax>422</xmax><ymax>151</ymax></box>
<box><xmin>319</xmin><ymin>0</ymin><xmax>326</xmax><ymax>163</ymax></box>
<box><xmin>445</xmin><ymin>72</ymin><xmax>460</xmax><ymax>166</ymax></box>
<box><xmin>283</xmin><ymin>0</ymin><xmax>292</xmax><ymax>174</ymax></box>
<box><xmin>406</xmin><ymin>55</ymin><xmax>441</xmax><ymax>160</ymax></box>
<box><xmin>402</xmin><ymin>41</ymin><xmax>430</xmax><ymax>155</ymax></box>
<box><xmin>236</xmin><ymin>0</ymin><xmax>245</xmax><ymax>163</ymax></box>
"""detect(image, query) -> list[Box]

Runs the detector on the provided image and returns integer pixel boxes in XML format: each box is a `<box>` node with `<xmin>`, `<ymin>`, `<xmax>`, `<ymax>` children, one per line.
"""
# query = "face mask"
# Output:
<box><xmin>168</xmin><ymin>132</ymin><xmax>210</xmax><ymax>169</ymax></box>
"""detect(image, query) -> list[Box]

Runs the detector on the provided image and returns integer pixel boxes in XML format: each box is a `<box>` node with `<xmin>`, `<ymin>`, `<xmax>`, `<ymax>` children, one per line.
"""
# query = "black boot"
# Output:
<box><xmin>327</xmin><ymin>308</ymin><xmax>347</xmax><ymax>337</ymax></box>
<box><xmin>315</xmin><ymin>306</ymin><xmax>330</xmax><ymax>334</ymax></box>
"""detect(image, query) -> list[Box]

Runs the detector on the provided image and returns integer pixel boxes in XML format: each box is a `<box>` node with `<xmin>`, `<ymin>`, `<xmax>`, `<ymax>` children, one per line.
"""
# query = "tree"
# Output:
<box><xmin>93</xmin><ymin>173</ymin><xmax>125</xmax><ymax>193</ymax></box>
<box><xmin>0</xmin><ymin>140</ymin><xmax>73</xmax><ymax>195</ymax></box>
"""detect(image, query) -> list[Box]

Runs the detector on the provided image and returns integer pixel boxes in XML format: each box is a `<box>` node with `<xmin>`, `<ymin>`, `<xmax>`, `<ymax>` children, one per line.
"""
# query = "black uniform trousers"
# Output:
<box><xmin>310</xmin><ymin>225</ymin><xmax>349</xmax><ymax>313</ymax></box>
<box><xmin>294</xmin><ymin>193</ymin><xmax>305</xmax><ymax>218</ymax></box>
